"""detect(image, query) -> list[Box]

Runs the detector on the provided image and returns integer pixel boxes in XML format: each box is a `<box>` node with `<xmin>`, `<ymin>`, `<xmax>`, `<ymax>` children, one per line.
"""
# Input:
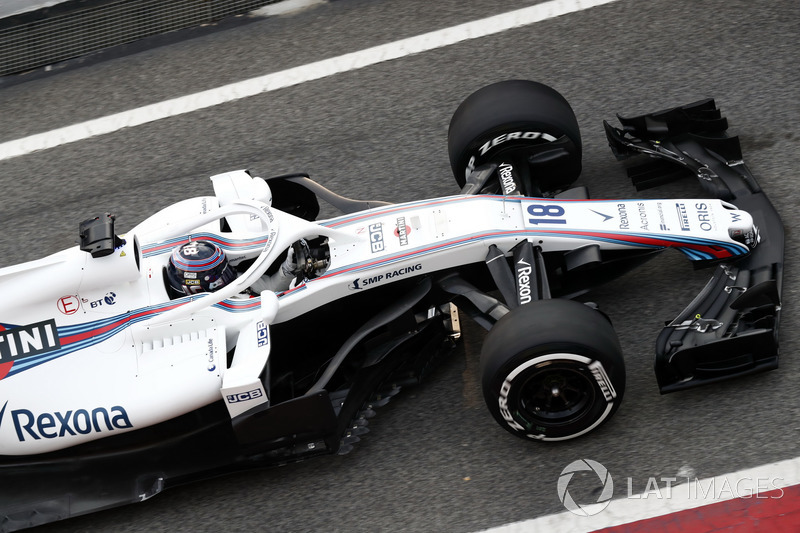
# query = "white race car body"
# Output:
<box><xmin>0</xmin><ymin>170</ymin><xmax>752</xmax><ymax>455</ymax></box>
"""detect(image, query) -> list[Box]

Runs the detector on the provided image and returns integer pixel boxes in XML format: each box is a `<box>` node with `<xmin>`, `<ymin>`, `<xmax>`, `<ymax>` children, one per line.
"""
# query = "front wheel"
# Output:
<box><xmin>448</xmin><ymin>80</ymin><xmax>582</xmax><ymax>195</ymax></box>
<box><xmin>480</xmin><ymin>299</ymin><xmax>625</xmax><ymax>441</ymax></box>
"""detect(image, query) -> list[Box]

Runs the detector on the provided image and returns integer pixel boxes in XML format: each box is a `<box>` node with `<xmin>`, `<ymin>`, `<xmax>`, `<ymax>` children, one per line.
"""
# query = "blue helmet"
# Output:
<box><xmin>167</xmin><ymin>240</ymin><xmax>237</xmax><ymax>296</ymax></box>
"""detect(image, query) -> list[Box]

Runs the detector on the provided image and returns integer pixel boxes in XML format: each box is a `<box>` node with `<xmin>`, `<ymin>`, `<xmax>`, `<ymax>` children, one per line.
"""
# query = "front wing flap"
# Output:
<box><xmin>605</xmin><ymin>100</ymin><xmax>784</xmax><ymax>393</ymax></box>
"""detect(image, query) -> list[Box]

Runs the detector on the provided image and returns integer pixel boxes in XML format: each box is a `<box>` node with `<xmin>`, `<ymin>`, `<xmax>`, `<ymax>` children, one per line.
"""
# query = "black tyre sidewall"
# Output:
<box><xmin>480</xmin><ymin>299</ymin><xmax>625</xmax><ymax>441</ymax></box>
<box><xmin>448</xmin><ymin>80</ymin><xmax>582</xmax><ymax>190</ymax></box>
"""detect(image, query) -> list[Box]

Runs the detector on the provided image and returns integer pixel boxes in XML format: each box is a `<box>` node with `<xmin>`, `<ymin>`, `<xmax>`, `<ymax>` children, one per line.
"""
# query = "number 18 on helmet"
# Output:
<box><xmin>166</xmin><ymin>240</ymin><xmax>237</xmax><ymax>296</ymax></box>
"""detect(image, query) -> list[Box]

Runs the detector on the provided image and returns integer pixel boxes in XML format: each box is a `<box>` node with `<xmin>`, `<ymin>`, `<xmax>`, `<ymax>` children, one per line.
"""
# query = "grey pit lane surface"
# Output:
<box><xmin>1</xmin><ymin>0</ymin><xmax>799</xmax><ymax>531</ymax></box>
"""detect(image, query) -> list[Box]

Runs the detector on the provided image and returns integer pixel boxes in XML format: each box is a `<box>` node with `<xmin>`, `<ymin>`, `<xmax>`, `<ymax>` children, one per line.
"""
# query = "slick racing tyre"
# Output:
<box><xmin>480</xmin><ymin>299</ymin><xmax>625</xmax><ymax>441</ymax></box>
<box><xmin>448</xmin><ymin>80</ymin><xmax>582</xmax><ymax>195</ymax></box>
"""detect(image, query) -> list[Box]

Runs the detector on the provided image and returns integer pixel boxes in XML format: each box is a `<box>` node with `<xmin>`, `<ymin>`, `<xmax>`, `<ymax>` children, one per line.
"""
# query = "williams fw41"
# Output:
<box><xmin>0</xmin><ymin>80</ymin><xmax>783</xmax><ymax>531</ymax></box>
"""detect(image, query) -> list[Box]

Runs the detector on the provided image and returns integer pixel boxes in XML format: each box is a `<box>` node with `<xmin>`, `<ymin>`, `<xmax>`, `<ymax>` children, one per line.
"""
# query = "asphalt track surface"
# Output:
<box><xmin>1</xmin><ymin>0</ymin><xmax>799</xmax><ymax>531</ymax></box>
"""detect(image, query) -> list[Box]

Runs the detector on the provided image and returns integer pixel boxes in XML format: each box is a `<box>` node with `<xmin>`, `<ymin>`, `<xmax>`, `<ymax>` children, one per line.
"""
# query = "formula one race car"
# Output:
<box><xmin>0</xmin><ymin>80</ymin><xmax>783</xmax><ymax>531</ymax></box>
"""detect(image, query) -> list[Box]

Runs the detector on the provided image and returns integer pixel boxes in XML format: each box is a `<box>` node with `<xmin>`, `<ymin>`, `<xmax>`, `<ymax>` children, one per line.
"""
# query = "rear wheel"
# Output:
<box><xmin>480</xmin><ymin>299</ymin><xmax>625</xmax><ymax>441</ymax></box>
<box><xmin>448</xmin><ymin>80</ymin><xmax>582</xmax><ymax>195</ymax></box>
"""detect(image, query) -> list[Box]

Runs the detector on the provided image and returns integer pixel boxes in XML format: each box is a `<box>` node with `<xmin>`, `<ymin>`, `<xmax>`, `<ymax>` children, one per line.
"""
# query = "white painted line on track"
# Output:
<box><xmin>251</xmin><ymin>0</ymin><xmax>324</xmax><ymax>17</ymax></box>
<box><xmin>0</xmin><ymin>0</ymin><xmax>622</xmax><ymax>161</ymax></box>
<box><xmin>476</xmin><ymin>456</ymin><xmax>800</xmax><ymax>532</ymax></box>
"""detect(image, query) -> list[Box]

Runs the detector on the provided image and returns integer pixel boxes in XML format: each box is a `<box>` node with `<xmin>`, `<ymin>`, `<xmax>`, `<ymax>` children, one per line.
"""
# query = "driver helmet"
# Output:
<box><xmin>167</xmin><ymin>240</ymin><xmax>237</xmax><ymax>295</ymax></box>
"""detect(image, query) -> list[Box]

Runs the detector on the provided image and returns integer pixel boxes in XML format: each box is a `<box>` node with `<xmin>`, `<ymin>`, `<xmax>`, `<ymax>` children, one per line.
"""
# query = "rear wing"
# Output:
<box><xmin>604</xmin><ymin>100</ymin><xmax>784</xmax><ymax>393</ymax></box>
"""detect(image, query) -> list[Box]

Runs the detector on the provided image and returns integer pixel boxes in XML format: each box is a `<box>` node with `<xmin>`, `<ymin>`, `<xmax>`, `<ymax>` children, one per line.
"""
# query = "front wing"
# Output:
<box><xmin>605</xmin><ymin>99</ymin><xmax>784</xmax><ymax>393</ymax></box>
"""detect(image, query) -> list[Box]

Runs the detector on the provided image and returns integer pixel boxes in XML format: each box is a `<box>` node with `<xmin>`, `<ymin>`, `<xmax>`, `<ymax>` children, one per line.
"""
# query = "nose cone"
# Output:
<box><xmin>727</xmin><ymin>209</ymin><xmax>758</xmax><ymax>248</ymax></box>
